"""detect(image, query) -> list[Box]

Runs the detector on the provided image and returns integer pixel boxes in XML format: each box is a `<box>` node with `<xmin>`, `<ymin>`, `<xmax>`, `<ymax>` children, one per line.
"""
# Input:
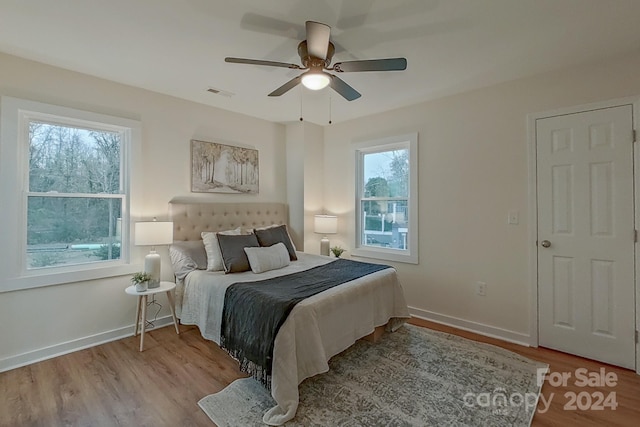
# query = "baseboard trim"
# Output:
<box><xmin>409</xmin><ymin>306</ymin><xmax>532</xmax><ymax>347</ymax></box>
<box><xmin>2</xmin><ymin>309</ymin><xmax>532</xmax><ymax>373</ymax></box>
<box><xmin>0</xmin><ymin>315</ymin><xmax>174</xmax><ymax>373</ymax></box>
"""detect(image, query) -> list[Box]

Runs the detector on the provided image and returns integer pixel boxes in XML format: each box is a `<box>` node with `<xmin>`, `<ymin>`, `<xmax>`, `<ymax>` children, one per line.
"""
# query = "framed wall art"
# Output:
<box><xmin>191</xmin><ymin>139</ymin><xmax>259</xmax><ymax>194</ymax></box>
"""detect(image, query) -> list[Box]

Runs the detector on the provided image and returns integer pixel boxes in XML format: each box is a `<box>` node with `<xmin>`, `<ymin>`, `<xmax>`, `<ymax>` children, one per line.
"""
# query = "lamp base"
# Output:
<box><xmin>320</xmin><ymin>237</ymin><xmax>330</xmax><ymax>256</ymax></box>
<box><xmin>144</xmin><ymin>251</ymin><xmax>161</xmax><ymax>288</ymax></box>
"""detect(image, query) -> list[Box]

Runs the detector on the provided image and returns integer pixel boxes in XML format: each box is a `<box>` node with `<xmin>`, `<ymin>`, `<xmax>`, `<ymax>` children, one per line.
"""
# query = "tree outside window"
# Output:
<box><xmin>361</xmin><ymin>148</ymin><xmax>409</xmax><ymax>250</ymax></box>
<box><xmin>27</xmin><ymin>121</ymin><xmax>124</xmax><ymax>269</ymax></box>
<box><xmin>354</xmin><ymin>134</ymin><xmax>418</xmax><ymax>264</ymax></box>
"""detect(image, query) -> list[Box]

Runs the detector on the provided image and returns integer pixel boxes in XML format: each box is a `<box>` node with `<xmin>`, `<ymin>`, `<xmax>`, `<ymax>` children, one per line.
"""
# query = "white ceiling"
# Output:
<box><xmin>1</xmin><ymin>0</ymin><xmax>640</xmax><ymax>125</ymax></box>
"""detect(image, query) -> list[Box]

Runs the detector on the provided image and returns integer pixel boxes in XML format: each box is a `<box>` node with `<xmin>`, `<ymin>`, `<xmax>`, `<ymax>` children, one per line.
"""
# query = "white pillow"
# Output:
<box><xmin>202</xmin><ymin>227</ymin><xmax>242</xmax><ymax>271</ymax></box>
<box><xmin>244</xmin><ymin>242</ymin><xmax>291</xmax><ymax>274</ymax></box>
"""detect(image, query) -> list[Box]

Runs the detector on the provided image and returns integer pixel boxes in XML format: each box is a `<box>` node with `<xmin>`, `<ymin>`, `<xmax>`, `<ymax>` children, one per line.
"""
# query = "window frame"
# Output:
<box><xmin>353</xmin><ymin>133</ymin><xmax>418</xmax><ymax>264</ymax></box>
<box><xmin>0</xmin><ymin>97</ymin><xmax>141</xmax><ymax>292</ymax></box>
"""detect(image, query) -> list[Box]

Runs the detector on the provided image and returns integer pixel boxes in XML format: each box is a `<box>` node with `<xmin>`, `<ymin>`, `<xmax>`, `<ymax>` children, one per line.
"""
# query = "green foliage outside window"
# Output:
<box><xmin>93</xmin><ymin>243</ymin><xmax>121</xmax><ymax>261</ymax></box>
<box><xmin>26</xmin><ymin>121</ymin><xmax>123</xmax><ymax>268</ymax></box>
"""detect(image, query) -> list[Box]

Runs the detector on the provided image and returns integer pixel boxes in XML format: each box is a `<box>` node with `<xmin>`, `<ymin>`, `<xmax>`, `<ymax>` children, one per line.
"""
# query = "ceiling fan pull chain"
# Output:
<box><xmin>299</xmin><ymin>86</ymin><xmax>304</xmax><ymax>121</ymax></box>
<box><xmin>328</xmin><ymin>90</ymin><xmax>332</xmax><ymax>124</ymax></box>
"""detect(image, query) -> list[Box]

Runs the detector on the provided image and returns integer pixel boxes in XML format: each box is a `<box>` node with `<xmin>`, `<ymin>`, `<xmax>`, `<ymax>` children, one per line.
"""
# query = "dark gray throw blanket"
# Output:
<box><xmin>220</xmin><ymin>258</ymin><xmax>391</xmax><ymax>388</ymax></box>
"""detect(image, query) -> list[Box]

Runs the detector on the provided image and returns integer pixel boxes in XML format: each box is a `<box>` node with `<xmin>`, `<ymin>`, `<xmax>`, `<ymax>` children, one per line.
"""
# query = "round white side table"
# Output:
<box><xmin>125</xmin><ymin>281</ymin><xmax>180</xmax><ymax>351</ymax></box>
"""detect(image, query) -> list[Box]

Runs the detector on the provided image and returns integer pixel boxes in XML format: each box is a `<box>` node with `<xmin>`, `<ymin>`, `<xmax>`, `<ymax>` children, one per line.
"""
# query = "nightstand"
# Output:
<box><xmin>125</xmin><ymin>281</ymin><xmax>180</xmax><ymax>351</ymax></box>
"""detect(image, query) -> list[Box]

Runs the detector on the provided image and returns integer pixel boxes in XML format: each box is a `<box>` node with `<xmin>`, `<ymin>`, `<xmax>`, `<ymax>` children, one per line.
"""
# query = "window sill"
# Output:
<box><xmin>351</xmin><ymin>247</ymin><xmax>418</xmax><ymax>264</ymax></box>
<box><xmin>0</xmin><ymin>263</ymin><xmax>141</xmax><ymax>293</ymax></box>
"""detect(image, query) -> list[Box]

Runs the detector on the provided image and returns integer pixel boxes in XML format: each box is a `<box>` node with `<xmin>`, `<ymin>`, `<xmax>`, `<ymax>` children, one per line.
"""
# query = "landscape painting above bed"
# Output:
<box><xmin>191</xmin><ymin>139</ymin><xmax>259</xmax><ymax>194</ymax></box>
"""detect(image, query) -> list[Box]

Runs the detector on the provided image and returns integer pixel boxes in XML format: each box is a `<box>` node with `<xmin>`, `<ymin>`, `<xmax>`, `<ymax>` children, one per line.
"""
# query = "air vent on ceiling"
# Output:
<box><xmin>207</xmin><ymin>87</ymin><xmax>234</xmax><ymax>97</ymax></box>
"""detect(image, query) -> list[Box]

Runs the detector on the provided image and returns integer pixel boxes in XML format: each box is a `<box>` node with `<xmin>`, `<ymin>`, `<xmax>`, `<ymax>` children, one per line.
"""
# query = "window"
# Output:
<box><xmin>27</xmin><ymin>121</ymin><xmax>124</xmax><ymax>269</ymax></box>
<box><xmin>354</xmin><ymin>133</ymin><xmax>418</xmax><ymax>264</ymax></box>
<box><xmin>0</xmin><ymin>97</ymin><xmax>141</xmax><ymax>291</ymax></box>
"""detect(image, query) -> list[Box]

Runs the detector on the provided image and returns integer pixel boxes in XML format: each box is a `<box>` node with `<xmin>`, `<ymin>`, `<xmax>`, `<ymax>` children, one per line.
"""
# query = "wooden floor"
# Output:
<box><xmin>1</xmin><ymin>319</ymin><xmax>639</xmax><ymax>426</ymax></box>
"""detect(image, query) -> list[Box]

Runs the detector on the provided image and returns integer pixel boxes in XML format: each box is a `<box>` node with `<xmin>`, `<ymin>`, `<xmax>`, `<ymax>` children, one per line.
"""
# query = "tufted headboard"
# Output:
<box><xmin>169</xmin><ymin>201</ymin><xmax>288</xmax><ymax>241</ymax></box>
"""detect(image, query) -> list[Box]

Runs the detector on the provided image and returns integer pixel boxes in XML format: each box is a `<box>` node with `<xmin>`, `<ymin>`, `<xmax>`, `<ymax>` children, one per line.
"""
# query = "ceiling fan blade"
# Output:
<box><xmin>333</xmin><ymin>58</ymin><xmax>407</xmax><ymax>72</ymax></box>
<box><xmin>329</xmin><ymin>75</ymin><xmax>361</xmax><ymax>101</ymax></box>
<box><xmin>305</xmin><ymin>21</ymin><xmax>331</xmax><ymax>60</ymax></box>
<box><xmin>268</xmin><ymin>76</ymin><xmax>302</xmax><ymax>97</ymax></box>
<box><xmin>225</xmin><ymin>57</ymin><xmax>302</xmax><ymax>70</ymax></box>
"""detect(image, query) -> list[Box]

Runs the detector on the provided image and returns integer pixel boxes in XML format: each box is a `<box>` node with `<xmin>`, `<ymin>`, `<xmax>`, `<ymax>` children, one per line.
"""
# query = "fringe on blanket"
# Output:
<box><xmin>220</xmin><ymin>338</ymin><xmax>272</xmax><ymax>390</ymax></box>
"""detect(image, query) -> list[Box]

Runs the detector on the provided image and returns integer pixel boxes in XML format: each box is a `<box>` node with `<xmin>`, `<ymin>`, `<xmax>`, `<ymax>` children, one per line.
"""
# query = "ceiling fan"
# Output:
<box><xmin>225</xmin><ymin>21</ymin><xmax>407</xmax><ymax>101</ymax></box>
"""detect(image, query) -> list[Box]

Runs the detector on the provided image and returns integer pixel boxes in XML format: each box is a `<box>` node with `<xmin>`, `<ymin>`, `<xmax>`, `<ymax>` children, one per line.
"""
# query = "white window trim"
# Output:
<box><xmin>352</xmin><ymin>133</ymin><xmax>418</xmax><ymax>264</ymax></box>
<box><xmin>0</xmin><ymin>97</ymin><xmax>142</xmax><ymax>292</ymax></box>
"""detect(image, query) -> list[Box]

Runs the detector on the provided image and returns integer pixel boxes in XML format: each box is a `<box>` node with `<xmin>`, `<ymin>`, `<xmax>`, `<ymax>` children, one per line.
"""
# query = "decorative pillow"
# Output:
<box><xmin>169</xmin><ymin>241</ymin><xmax>204</xmax><ymax>281</ymax></box>
<box><xmin>169</xmin><ymin>240</ymin><xmax>208</xmax><ymax>270</ymax></box>
<box><xmin>244</xmin><ymin>242</ymin><xmax>291</xmax><ymax>274</ymax></box>
<box><xmin>202</xmin><ymin>228</ymin><xmax>242</xmax><ymax>271</ymax></box>
<box><xmin>253</xmin><ymin>223</ymin><xmax>297</xmax><ymax>250</ymax></box>
<box><xmin>253</xmin><ymin>224</ymin><xmax>297</xmax><ymax>261</ymax></box>
<box><xmin>217</xmin><ymin>233</ymin><xmax>260</xmax><ymax>273</ymax></box>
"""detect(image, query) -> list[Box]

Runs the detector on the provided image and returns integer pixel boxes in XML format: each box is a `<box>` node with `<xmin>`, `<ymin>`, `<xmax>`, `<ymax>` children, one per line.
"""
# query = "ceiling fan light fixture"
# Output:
<box><xmin>225</xmin><ymin>20</ymin><xmax>406</xmax><ymax>101</ymax></box>
<box><xmin>301</xmin><ymin>71</ymin><xmax>330</xmax><ymax>90</ymax></box>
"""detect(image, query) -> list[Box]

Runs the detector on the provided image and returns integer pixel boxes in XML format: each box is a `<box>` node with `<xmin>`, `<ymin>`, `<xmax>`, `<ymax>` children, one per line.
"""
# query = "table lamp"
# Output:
<box><xmin>135</xmin><ymin>219</ymin><xmax>173</xmax><ymax>288</ymax></box>
<box><xmin>314</xmin><ymin>215</ymin><xmax>337</xmax><ymax>256</ymax></box>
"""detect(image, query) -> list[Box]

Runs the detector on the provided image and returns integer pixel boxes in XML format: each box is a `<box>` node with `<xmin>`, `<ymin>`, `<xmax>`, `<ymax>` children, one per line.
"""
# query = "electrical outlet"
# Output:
<box><xmin>476</xmin><ymin>281</ymin><xmax>487</xmax><ymax>296</ymax></box>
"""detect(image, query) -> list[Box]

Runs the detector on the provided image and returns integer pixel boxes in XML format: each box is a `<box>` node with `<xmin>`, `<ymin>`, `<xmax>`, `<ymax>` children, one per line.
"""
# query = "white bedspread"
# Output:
<box><xmin>179</xmin><ymin>252</ymin><xmax>410</xmax><ymax>425</ymax></box>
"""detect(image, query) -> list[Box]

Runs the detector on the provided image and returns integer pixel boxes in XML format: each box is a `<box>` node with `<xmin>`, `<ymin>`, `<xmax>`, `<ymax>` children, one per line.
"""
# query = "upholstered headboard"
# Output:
<box><xmin>169</xmin><ymin>201</ymin><xmax>288</xmax><ymax>241</ymax></box>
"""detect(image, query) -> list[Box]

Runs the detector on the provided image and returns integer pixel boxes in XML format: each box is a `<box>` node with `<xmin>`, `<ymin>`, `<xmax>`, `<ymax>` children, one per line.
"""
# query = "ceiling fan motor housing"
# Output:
<box><xmin>298</xmin><ymin>40</ymin><xmax>335</xmax><ymax>68</ymax></box>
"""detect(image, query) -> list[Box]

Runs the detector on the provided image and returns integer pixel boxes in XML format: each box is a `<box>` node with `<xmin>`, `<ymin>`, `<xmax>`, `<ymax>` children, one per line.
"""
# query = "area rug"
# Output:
<box><xmin>199</xmin><ymin>324</ymin><xmax>547</xmax><ymax>426</ymax></box>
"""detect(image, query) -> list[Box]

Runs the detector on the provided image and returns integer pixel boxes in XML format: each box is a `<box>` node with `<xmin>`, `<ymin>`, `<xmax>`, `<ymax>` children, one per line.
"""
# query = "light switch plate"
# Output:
<box><xmin>476</xmin><ymin>281</ymin><xmax>487</xmax><ymax>296</ymax></box>
<box><xmin>508</xmin><ymin>210</ymin><xmax>519</xmax><ymax>225</ymax></box>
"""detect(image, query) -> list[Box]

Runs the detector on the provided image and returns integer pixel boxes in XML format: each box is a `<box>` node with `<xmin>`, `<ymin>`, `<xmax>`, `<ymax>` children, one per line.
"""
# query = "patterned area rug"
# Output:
<box><xmin>199</xmin><ymin>324</ymin><xmax>547</xmax><ymax>426</ymax></box>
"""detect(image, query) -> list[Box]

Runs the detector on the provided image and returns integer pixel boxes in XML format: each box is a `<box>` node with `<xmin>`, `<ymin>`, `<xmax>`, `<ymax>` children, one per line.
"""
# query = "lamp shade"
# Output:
<box><xmin>314</xmin><ymin>215</ymin><xmax>337</xmax><ymax>235</ymax></box>
<box><xmin>134</xmin><ymin>221</ymin><xmax>173</xmax><ymax>246</ymax></box>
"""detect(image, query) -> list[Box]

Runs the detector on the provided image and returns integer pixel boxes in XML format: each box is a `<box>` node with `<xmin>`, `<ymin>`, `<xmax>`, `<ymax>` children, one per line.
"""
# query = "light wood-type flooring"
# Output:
<box><xmin>1</xmin><ymin>318</ymin><xmax>639</xmax><ymax>426</ymax></box>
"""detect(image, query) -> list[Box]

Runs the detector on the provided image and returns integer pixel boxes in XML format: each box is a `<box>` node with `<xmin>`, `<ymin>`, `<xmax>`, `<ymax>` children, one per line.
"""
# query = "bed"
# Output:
<box><xmin>168</xmin><ymin>201</ymin><xmax>410</xmax><ymax>425</ymax></box>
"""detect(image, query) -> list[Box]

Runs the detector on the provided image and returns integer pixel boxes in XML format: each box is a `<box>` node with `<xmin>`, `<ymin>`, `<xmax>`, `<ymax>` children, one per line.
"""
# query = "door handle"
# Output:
<box><xmin>541</xmin><ymin>240</ymin><xmax>551</xmax><ymax>248</ymax></box>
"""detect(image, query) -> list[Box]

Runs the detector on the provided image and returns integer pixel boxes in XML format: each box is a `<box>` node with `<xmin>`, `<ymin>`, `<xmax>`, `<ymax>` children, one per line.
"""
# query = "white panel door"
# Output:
<box><xmin>537</xmin><ymin>105</ymin><xmax>635</xmax><ymax>369</ymax></box>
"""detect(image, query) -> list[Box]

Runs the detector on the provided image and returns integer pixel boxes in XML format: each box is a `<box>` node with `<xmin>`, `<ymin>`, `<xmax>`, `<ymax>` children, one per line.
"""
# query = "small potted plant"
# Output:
<box><xmin>330</xmin><ymin>246</ymin><xmax>345</xmax><ymax>258</ymax></box>
<box><xmin>131</xmin><ymin>272</ymin><xmax>152</xmax><ymax>292</ymax></box>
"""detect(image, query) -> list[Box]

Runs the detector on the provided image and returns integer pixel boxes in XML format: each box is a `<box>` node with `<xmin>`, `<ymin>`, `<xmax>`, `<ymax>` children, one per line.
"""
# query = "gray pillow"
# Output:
<box><xmin>217</xmin><ymin>233</ymin><xmax>260</xmax><ymax>273</ymax></box>
<box><xmin>169</xmin><ymin>240</ymin><xmax>208</xmax><ymax>280</ymax></box>
<box><xmin>170</xmin><ymin>240</ymin><xmax>208</xmax><ymax>269</ymax></box>
<box><xmin>202</xmin><ymin>228</ymin><xmax>243</xmax><ymax>271</ymax></box>
<box><xmin>254</xmin><ymin>224</ymin><xmax>297</xmax><ymax>261</ymax></box>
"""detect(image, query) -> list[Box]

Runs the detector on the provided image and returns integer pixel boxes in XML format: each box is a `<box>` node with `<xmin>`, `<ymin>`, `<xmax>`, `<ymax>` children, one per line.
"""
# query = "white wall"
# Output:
<box><xmin>0</xmin><ymin>52</ymin><xmax>287</xmax><ymax>370</ymax></box>
<box><xmin>322</xmin><ymin>51</ymin><xmax>640</xmax><ymax>343</ymax></box>
<box><xmin>285</xmin><ymin>123</ymin><xmax>305</xmax><ymax>249</ymax></box>
<box><xmin>285</xmin><ymin>121</ymin><xmax>324</xmax><ymax>252</ymax></box>
<box><xmin>302</xmin><ymin>122</ymin><xmax>325</xmax><ymax>254</ymax></box>
<box><xmin>4</xmin><ymin>47</ymin><xmax>640</xmax><ymax>369</ymax></box>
